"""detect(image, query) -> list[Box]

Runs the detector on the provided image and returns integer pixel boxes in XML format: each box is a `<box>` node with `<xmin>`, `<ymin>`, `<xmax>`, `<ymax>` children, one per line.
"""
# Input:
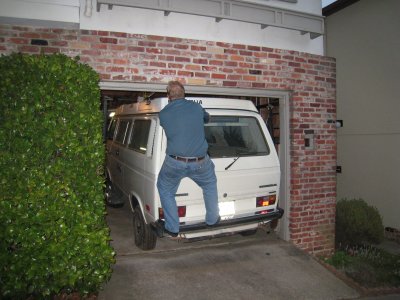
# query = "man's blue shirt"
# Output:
<box><xmin>159</xmin><ymin>98</ymin><xmax>209</xmax><ymax>157</ymax></box>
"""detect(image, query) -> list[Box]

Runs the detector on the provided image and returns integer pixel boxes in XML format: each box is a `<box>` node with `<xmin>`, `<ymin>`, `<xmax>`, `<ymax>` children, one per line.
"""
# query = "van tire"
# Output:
<box><xmin>132</xmin><ymin>209</ymin><xmax>157</xmax><ymax>250</ymax></box>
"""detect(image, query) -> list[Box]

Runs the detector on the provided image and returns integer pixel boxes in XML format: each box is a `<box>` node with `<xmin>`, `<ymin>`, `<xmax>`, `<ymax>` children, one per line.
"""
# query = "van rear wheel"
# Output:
<box><xmin>132</xmin><ymin>208</ymin><xmax>157</xmax><ymax>250</ymax></box>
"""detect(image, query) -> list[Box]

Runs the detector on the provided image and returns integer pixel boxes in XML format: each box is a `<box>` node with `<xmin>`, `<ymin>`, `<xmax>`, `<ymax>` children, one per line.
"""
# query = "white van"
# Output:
<box><xmin>106</xmin><ymin>97</ymin><xmax>283</xmax><ymax>250</ymax></box>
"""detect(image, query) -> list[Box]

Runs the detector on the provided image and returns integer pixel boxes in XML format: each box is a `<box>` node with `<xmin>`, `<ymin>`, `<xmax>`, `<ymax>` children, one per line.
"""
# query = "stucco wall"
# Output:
<box><xmin>325</xmin><ymin>0</ymin><xmax>400</xmax><ymax>229</ymax></box>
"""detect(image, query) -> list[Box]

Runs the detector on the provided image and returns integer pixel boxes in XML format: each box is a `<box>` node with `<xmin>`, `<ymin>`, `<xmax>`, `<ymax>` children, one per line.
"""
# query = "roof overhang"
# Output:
<box><xmin>97</xmin><ymin>0</ymin><xmax>324</xmax><ymax>39</ymax></box>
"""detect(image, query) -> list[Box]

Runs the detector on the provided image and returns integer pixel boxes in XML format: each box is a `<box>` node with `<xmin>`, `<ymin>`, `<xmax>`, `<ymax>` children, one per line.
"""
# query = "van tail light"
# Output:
<box><xmin>158</xmin><ymin>206</ymin><xmax>186</xmax><ymax>219</ymax></box>
<box><xmin>256</xmin><ymin>195</ymin><xmax>276</xmax><ymax>207</ymax></box>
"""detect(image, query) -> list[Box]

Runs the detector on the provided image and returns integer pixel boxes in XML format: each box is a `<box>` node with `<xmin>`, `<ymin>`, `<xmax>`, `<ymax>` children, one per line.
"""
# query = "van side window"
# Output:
<box><xmin>205</xmin><ymin>116</ymin><xmax>270</xmax><ymax>158</ymax></box>
<box><xmin>128</xmin><ymin>119</ymin><xmax>151</xmax><ymax>154</ymax></box>
<box><xmin>115</xmin><ymin>119</ymin><xmax>130</xmax><ymax>144</ymax></box>
<box><xmin>107</xmin><ymin>119</ymin><xmax>117</xmax><ymax>140</ymax></box>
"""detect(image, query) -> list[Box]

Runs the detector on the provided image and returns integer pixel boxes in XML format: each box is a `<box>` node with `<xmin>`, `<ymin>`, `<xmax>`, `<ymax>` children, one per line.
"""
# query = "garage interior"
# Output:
<box><xmin>100</xmin><ymin>86</ymin><xmax>290</xmax><ymax>241</ymax></box>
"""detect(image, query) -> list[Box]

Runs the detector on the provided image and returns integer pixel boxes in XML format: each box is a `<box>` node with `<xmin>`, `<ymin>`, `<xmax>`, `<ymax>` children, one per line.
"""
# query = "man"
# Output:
<box><xmin>156</xmin><ymin>81</ymin><xmax>220</xmax><ymax>237</ymax></box>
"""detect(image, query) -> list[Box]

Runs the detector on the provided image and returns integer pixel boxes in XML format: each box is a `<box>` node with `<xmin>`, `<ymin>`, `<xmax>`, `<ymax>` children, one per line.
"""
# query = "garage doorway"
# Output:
<box><xmin>100</xmin><ymin>82</ymin><xmax>290</xmax><ymax>241</ymax></box>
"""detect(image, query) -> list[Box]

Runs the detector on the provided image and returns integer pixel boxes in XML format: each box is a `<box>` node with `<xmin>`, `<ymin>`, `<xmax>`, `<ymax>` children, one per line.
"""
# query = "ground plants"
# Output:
<box><xmin>325</xmin><ymin>198</ymin><xmax>399</xmax><ymax>289</ymax></box>
<box><xmin>326</xmin><ymin>245</ymin><xmax>400</xmax><ymax>288</ymax></box>
<box><xmin>0</xmin><ymin>53</ymin><xmax>115</xmax><ymax>299</ymax></box>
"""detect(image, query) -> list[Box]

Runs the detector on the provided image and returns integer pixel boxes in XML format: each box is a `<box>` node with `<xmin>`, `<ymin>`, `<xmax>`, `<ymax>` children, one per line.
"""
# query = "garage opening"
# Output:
<box><xmin>100</xmin><ymin>82</ymin><xmax>290</xmax><ymax>241</ymax></box>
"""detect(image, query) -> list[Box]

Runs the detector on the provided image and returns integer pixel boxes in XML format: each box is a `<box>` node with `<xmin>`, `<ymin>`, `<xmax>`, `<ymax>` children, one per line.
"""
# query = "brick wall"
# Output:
<box><xmin>0</xmin><ymin>24</ymin><xmax>337</xmax><ymax>255</ymax></box>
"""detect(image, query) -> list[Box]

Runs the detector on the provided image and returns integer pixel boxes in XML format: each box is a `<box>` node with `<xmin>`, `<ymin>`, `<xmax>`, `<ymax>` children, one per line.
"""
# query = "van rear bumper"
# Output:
<box><xmin>179</xmin><ymin>207</ymin><xmax>284</xmax><ymax>233</ymax></box>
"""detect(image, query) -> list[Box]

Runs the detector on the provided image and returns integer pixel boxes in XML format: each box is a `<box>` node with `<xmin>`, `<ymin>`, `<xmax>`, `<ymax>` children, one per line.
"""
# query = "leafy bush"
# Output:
<box><xmin>0</xmin><ymin>53</ymin><xmax>115</xmax><ymax>299</ymax></box>
<box><xmin>336</xmin><ymin>198</ymin><xmax>384</xmax><ymax>248</ymax></box>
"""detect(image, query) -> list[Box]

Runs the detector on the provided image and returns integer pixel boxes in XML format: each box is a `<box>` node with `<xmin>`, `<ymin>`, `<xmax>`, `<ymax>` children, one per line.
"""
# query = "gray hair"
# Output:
<box><xmin>167</xmin><ymin>81</ymin><xmax>185</xmax><ymax>100</ymax></box>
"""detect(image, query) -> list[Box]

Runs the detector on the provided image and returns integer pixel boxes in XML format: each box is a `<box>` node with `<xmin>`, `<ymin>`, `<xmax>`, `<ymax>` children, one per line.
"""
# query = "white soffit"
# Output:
<box><xmin>96</xmin><ymin>0</ymin><xmax>324</xmax><ymax>39</ymax></box>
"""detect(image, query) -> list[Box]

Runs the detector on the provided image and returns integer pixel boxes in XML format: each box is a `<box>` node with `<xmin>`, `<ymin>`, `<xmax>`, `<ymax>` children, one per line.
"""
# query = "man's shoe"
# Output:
<box><xmin>164</xmin><ymin>227</ymin><xmax>179</xmax><ymax>238</ymax></box>
<box><xmin>207</xmin><ymin>216</ymin><xmax>221</xmax><ymax>228</ymax></box>
<box><xmin>153</xmin><ymin>220</ymin><xmax>179</xmax><ymax>237</ymax></box>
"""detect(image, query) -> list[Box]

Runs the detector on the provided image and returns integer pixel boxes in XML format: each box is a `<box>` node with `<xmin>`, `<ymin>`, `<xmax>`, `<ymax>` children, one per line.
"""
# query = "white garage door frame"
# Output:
<box><xmin>100</xmin><ymin>81</ymin><xmax>291</xmax><ymax>241</ymax></box>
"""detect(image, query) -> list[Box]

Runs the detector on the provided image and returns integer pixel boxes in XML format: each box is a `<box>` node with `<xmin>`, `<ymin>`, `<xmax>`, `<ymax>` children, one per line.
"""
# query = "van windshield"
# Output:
<box><xmin>205</xmin><ymin>116</ymin><xmax>270</xmax><ymax>158</ymax></box>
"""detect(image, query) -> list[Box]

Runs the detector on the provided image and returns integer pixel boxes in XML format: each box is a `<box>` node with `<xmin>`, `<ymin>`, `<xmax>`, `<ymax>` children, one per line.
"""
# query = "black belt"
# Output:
<box><xmin>169</xmin><ymin>155</ymin><xmax>205</xmax><ymax>162</ymax></box>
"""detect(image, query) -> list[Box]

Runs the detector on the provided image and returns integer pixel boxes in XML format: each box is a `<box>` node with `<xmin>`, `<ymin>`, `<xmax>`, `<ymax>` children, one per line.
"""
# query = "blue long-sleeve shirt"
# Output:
<box><xmin>159</xmin><ymin>98</ymin><xmax>209</xmax><ymax>157</ymax></box>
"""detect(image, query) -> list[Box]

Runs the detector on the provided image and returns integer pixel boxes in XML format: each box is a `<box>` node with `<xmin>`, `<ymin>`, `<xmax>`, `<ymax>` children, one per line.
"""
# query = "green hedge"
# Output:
<box><xmin>336</xmin><ymin>198</ymin><xmax>384</xmax><ymax>248</ymax></box>
<box><xmin>0</xmin><ymin>53</ymin><xmax>115</xmax><ymax>298</ymax></box>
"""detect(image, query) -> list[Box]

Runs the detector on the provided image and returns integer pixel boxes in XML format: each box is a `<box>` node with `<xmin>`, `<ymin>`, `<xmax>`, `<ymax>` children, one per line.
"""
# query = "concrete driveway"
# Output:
<box><xmin>98</xmin><ymin>204</ymin><xmax>360</xmax><ymax>300</ymax></box>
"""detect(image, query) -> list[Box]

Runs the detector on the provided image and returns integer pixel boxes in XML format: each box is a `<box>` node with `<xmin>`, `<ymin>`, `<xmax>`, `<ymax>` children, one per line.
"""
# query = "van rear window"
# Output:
<box><xmin>205</xmin><ymin>116</ymin><xmax>270</xmax><ymax>158</ymax></box>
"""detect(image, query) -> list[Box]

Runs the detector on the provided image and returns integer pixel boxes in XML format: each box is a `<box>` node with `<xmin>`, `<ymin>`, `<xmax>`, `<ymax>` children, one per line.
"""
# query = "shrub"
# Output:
<box><xmin>0</xmin><ymin>53</ymin><xmax>115</xmax><ymax>299</ymax></box>
<box><xmin>336</xmin><ymin>198</ymin><xmax>384</xmax><ymax>248</ymax></box>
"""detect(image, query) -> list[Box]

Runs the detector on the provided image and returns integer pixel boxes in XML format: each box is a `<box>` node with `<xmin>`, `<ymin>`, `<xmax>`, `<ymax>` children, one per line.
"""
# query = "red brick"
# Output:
<box><xmin>113</xmin><ymin>59</ymin><xmax>128</xmax><ymax>65</ymax></box>
<box><xmin>175</xmin><ymin>56</ymin><xmax>190</xmax><ymax>63</ymax></box>
<box><xmin>211</xmin><ymin>73</ymin><xmax>226</xmax><ymax>79</ymax></box>
<box><xmin>108</xmin><ymin>44</ymin><xmax>125</xmax><ymax>51</ymax></box>
<box><xmin>227</xmin><ymin>75</ymin><xmax>242</xmax><ymax>80</ymax></box>
<box><xmin>193</xmin><ymin>58</ymin><xmax>208</xmax><ymax>64</ymax></box>
<box><xmin>224</xmin><ymin>61</ymin><xmax>238</xmax><ymax>67</ymax></box>
<box><xmin>138</xmin><ymin>41</ymin><xmax>156</xmax><ymax>47</ymax></box>
<box><xmin>150</xmin><ymin>61</ymin><xmax>166</xmax><ymax>68</ymax></box>
<box><xmin>168</xmin><ymin>63</ymin><xmax>183</xmax><ymax>69</ymax></box>
<box><xmin>194</xmin><ymin>72</ymin><xmax>210</xmax><ymax>78</ymax></box>
<box><xmin>42</xmin><ymin>47</ymin><xmax>60</xmax><ymax>54</ymax></box>
<box><xmin>219</xmin><ymin>68</ymin><xmax>234</xmax><ymax>73</ymax></box>
<box><xmin>248</xmin><ymin>45</ymin><xmax>261</xmax><ymax>51</ymax></box>
<box><xmin>231</xmin><ymin>55</ymin><xmax>244</xmax><ymax>61</ymax></box>
<box><xmin>224</xmin><ymin>49</ymin><xmax>238</xmax><ymax>55</ymax></box>
<box><xmin>106</xmin><ymin>66</ymin><xmax>125</xmax><ymax>73</ymax></box>
<box><xmin>239</xmin><ymin>50</ymin><xmax>252</xmax><ymax>56</ymax></box>
<box><xmin>191</xmin><ymin>45</ymin><xmax>206</xmax><ymax>51</ymax></box>
<box><xmin>18</xmin><ymin>45</ymin><xmax>39</xmax><ymax>53</ymax></box>
<box><xmin>158</xmin><ymin>42</ymin><xmax>173</xmax><ymax>48</ymax></box>
<box><xmin>128</xmin><ymin>46</ymin><xmax>145</xmax><ymax>52</ymax></box>
<box><xmin>185</xmin><ymin>64</ymin><xmax>201</xmax><ymax>71</ymax></box>
<box><xmin>147</xmin><ymin>35</ymin><xmax>164</xmax><ymax>41</ymax></box>
<box><xmin>232</xmin><ymin>44</ymin><xmax>246</xmax><ymax>50</ymax></box>
<box><xmin>100</xmin><ymin>37</ymin><xmax>117</xmax><ymax>44</ymax></box>
<box><xmin>174</xmin><ymin>44</ymin><xmax>189</xmax><ymax>50</ymax></box>
<box><xmin>146</xmin><ymin>48</ymin><xmax>162</xmax><ymax>54</ymax></box>
<box><xmin>202</xmin><ymin>66</ymin><xmax>218</xmax><ymax>72</ymax></box>
<box><xmin>209</xmin><ymin>60</ymin><xmax>223</xmax><ymax>66</ymax></box>
<box><xmin>159</xmin><ymin>69</ymin><xmax>176</xmax><ymax>75</ymax></box>
<box><xmin>111</xmin><ymin>32</ymin><xmax>128</xmax><ymax>38</ymax></box>
<box><xmin>223</xmin><ymin>81</ymin><xmax>237</xmax><ymax>87</ymax></box>
<box><xmin>166</xmin><ymin>37</ymin><xmax>182</xmax><ymax>42</ymax></box>
<box><xmin>269</xmin><ymin>53</ymin><xmax>282</xmax><ymax>59</ymax></box>
<box><xmin>9</xmin><ymin>38</ymin><xmax>28</xmax><ymax>44</ymax></box>
<box><xmin>20</xmin><ymin>32</ymin><xmax>40</xmax><ymax>39</ymax></box>
<box><xmin>51</xmin><ymin>40</ymin><xmax>68</xmax><ymax>47</ymax></box>
<box><xmin>158</xmin><ymin>55</ymin><xmax>175</xmax><ymax>61</ymax></box>
<box><xmin>216</xmin><ymin>42</ymin><xmax>232</xmax><ymax>48</ymax></box>
<box><xmin>177</xmin><ymin>71</ymin><xmax>194</xmax><ymax>77</ymax></box>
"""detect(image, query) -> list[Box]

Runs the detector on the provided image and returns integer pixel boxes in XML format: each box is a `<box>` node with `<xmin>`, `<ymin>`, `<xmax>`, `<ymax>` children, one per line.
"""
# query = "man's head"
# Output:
<box><xmin>167</xmin><ymin>81</ymin><xmax>185</xmax><ymax>101</ymax></box>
